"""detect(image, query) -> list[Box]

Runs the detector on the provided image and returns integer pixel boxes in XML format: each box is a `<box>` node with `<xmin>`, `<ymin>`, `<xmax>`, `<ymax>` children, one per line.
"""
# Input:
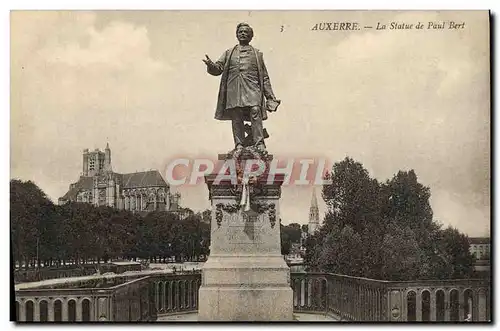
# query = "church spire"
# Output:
<box><xmin>308</xmin><ymin>187</ymin><xmax>320</xmax><ymax>235</ymax></box>
<box><xmin>311</xmin><ymin>186</ymin><xmax>318</xmax><ymax>209</ymax></box>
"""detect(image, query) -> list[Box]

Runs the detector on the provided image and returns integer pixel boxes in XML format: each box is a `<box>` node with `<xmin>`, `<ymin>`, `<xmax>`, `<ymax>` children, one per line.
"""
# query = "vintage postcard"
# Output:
<box><xmin>11</xmin><ymin>10</ymin><xmax>490</xmax><ymax>322</ymax></box>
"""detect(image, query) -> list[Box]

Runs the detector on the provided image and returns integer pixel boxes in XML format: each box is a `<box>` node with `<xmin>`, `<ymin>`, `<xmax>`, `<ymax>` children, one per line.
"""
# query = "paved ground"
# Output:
<box><xmin>157</xmin><ymin>312</ymin><xmax>337</xmax><ymax>322</ymax></box>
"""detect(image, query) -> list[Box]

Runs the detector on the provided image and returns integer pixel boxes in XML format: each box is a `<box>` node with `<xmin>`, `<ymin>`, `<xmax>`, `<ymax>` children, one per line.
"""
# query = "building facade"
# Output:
<box><xmin>469</xmin><ymin>237</ymin><xmax>490</xmax><ymax>260</ymax></box>
<box><xmin>58</xmin><ymin>144</ymin><xmax>179</xmax><ymax>213</ymax></box>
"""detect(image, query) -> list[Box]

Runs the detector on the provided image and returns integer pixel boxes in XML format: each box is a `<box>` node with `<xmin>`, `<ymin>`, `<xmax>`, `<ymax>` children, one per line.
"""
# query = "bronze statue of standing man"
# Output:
<box><xmin>203</xmin><ymin>23</ymin><xmax>280</xmax><ymax>153</ymax></box>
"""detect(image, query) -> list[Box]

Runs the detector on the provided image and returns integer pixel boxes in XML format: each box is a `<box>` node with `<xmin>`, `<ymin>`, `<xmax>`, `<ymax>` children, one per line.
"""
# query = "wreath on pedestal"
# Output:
<box><xmin>213</xmin><ymin>147</ymin><xmax>276</xmax><ymax>228</ymax></box>
<box><xmin>214</xmin><ymin>202</ymin><xmax>276</xmax><ymax>229</ymax></box>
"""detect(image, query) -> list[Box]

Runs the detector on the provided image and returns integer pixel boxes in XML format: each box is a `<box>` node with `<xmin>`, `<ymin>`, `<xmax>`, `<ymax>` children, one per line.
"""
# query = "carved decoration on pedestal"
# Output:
<box><xmin>217</xmin><ymin>203</ymin><xmax>240</xmax><ymax>214</ymax></box>
<box><xmin>268</xmin><ymin>203</ymin><xmax>276</xmax><ymax>228</ymax></box>
<box><xmin>215</xmin><ymin>204</ymin><xmax>223</xmax><ymax>228</ymax></box>
<box><xmin>214</xmin><ymin>201</ymin><xmax>277</xmax><ymax>228</ymax></box>
<box><xmin>212</xmin><ymin>184</ymin><xmax>281</xmax><ymax>199</ymax></box>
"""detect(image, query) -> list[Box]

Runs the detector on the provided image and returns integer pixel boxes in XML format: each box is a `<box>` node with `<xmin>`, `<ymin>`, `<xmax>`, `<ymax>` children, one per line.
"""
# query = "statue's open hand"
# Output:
<box><xmin>202</xmin><ymin>54</ymin><xmax>215</xmax><ymax>68</ymax></box>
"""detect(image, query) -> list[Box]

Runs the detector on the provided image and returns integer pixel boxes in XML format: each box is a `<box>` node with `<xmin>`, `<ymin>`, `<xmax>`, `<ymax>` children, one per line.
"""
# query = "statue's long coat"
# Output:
<box><xmin>207</xmin><ymin>45</ymin><xmax>276</xmax><ymax>122</ymax></box>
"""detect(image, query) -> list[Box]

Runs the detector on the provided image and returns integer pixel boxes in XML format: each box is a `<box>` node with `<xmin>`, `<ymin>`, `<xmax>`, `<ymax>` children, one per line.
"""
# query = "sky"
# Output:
<box><xmin>10</xmin><ymin>10</ymin><xmax>490</xmax><ymax>236</ymax></box>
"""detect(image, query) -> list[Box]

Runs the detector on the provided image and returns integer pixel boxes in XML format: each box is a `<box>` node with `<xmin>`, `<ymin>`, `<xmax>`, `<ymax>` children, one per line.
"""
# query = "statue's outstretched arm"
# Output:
<box><xmin>206</xmin><ymin>51</ymin><xmax>226</xmax><ymax>76</ymax></box>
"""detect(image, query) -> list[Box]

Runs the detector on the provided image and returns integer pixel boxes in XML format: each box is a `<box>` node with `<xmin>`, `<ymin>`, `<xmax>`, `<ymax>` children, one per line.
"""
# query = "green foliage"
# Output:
<box><xmin>301</xmin><ymin>224</ymin><xmax>308</xmax><ymax>233</ymax></box>
<box><xmin>280</xmin><ymin>225</ymin><xmax>291</xmax><ymax>255</ymax></box>
<box><xmin>379</xmin><ymin>223</ymin><xmax>422</xmax><ymax>280</ymax></box>
<box><xmin>317</xmin><ymin>225</ymin><xmax>364</xmax><ymax>275</ymax></box>
<box><xmin>280</xmin><ymin>222</ymin><xmax>303</xmax><ymax>256</ymax></box>
<box><xmin>307</xmin><ymin>157</ymin><xmax>475</xmax><ymax>281</ymax></box>
<box><xmin>10</xmin><ymin>180</ymin><xmax>211</xmax><ymax>269</ymax></box>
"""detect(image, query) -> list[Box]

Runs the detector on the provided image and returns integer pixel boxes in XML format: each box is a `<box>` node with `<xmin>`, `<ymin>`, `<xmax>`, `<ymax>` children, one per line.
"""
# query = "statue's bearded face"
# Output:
<box><xmin>237</xmin><ymin>26</ymin><xmax>253</xmax><ymax>43</ymax></box>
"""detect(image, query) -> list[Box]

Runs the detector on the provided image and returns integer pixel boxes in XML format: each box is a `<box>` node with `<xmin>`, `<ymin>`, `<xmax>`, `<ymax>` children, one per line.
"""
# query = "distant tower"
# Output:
<box><xmin>170</xmin><ymin>192</ymin><xmax>181</xmax><ymax>211</ymax></box>
<box><xmin>82</xmin><ymin>148</ymin><xmax>90</xmax><ymax>176</ymax></box>
<box><xmin>104</xmin><ymin>142</ymin><xmax>112</xmax><ymax>171</ymax></box>
<box><xmin>308</xmin><ymin>187</ymin><xmax>320</xmax><ymax>235</ymax></box>
<box><xmin>83</xmin><ymin>147</ymin><xmax>106</xmax><ymax>177</ymax></box>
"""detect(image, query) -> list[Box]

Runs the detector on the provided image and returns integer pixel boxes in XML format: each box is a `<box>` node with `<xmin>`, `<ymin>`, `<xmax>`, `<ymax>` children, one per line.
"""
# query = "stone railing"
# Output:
<box><xmin>15</xmin><ymin>275</ymin><xmax>154</xmax><ymax>322</ymax></box>
<box><xmin>290</xmin><ymin>272</ymin><xmax>491</xmax><ymax>322</ymax></box>
<box><xmin>384</xmin><ymin>278</ymin><xmax>491</xmax><ymax>322</ymax></box>
<box><xmin>150</xmin><ymin>273</ymin><xmax>201</xmax><ymax>316</ymax></box>
<box><xmin>15</xmin><ymin>271</ymin><xmax>490</xmax><ymax>322</ymax></box>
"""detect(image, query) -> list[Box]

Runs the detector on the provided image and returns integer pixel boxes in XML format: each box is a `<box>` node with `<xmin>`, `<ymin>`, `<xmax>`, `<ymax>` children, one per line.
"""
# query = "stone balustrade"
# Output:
<box><xmin>290</xmin><ymin>272</ymin><xmax>491</xmax><ymax>322</ymax></box>
<box><xmin>15</xmin><ymin>275</ymin><xmax>153</xmax><ymax>322</ymax></box>
<box><xmin>384</xmin><ymin>278</ymin><xmax>490</xmax><ymax>322</ymax></box>
<box><xmin>15</xmin><ymin>271</ymin><xmax>490</xmax><ymax>322</ymax></box>
<box><xmin>151</xmin><ymin>273</ymin><xmax>201</xmax><ymax>316</ymax></box>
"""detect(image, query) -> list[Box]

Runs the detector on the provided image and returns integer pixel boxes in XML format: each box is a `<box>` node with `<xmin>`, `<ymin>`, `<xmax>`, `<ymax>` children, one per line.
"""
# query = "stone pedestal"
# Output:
<box><xmin>198</xmin><ymin>152</ymin><xmax>293</xmax><ymax>321</ymax></box>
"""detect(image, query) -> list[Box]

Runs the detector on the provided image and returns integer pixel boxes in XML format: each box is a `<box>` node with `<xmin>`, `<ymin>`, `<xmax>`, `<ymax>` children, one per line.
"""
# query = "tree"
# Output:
<box><xmin>380</xmin><ymin>170</ymin><xmax>434</xmax><ymax>246</ymax></box>
<box><xmin>280</xmin><ymin>224</ymin><xmax>291</xmax><ymax>255</ymax></box>
<box><xmin>322</xmin><ymin>157</ymin><xmax>381</xmax><ymax>235</ymax></box>
<box><xmin>303</xmin><ymin>233</ymin><xmax>321</xmax><ymax>271</ymax></box>
<box><xmin>305</xmin><ymin>158</ymin><xmax>475</xmax><ymax>281</ymax></box>
<box><xmin>434</xmin><ymin>226</ymin><xmax>475</xmax><ymax>279</ymax></box>
<box><xmin>317</xmin><ymin>225</ymin><xmax>364</xmax><ymax>276</ymax></box>
<box><xmin>301</xmin><ymin>224</ymin><xmax>308</xmax><ymax>234</ymax></box>
<box><xmin>10</xmin><ymin>179</ymin><xmax>213</xmax><ymax>272</ymax></box>
<box><xmin>10</xmin><ymin>179</ymin><xmax>55</xmax><ymax>268</ymax></box>
<box><xmin>281</xmin><ymin>223</ymin><xmax>302</xmax><ymax>244</ymax></box>
<box><xmin>379</xmin><ymin>223</ymin><xmax>422</xmax><ymax>280</ymax></box>
<box><xmin>201</xmin><ymin>209</ymin><xmax>212</xmax><ymax>224</ymax></box>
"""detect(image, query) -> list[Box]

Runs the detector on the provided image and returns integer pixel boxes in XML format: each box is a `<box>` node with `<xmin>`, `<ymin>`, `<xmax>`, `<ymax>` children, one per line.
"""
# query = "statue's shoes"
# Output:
<box><xmin>254</xmin><ymin>144</ymin><xmax>268</xmax><ymax>158</ymax></box>
<box><xmin>227</xmin><ymin>144</ymin><xmax>244</xmax><ymax>157</ymax></box>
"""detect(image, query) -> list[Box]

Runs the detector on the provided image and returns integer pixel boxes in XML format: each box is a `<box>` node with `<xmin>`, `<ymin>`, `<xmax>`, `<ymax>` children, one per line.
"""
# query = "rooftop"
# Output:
<box><xmin>469</xmin><ymin>237</ymin><xmax>490</xmax><ymax>245</ymax></box>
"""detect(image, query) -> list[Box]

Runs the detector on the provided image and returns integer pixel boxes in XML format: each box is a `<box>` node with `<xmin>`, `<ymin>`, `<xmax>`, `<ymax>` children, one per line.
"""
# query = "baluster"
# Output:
<box><xmin>307</xmin><ymin>279</ymin><xmax>312</xmax><ymax>309</ymax></box>
<box><xmin>359</xmin><ymin>284</ymin><xmax>363</xmax><ymax>320</ymax></box>
<box><xmin>416</xmin><ymin>290</ymin><xmax>422</xmax><ymax>321</ymax></box>
<box><xmin>336</xmin><ymin>280</ymin><xmax>341</xmax><ymax>317</ymax></box>
<box><xmin>165</xmin><ymin>281</ymin><xmax>170</xmax><ymax>311</ymax></box>
<box><xmin>444</xmin><ymin>290</ymin><xmax>450</xmax><ymax>321</ymax></box>
<box><xmin>351</xmin><ymin>282</ymin><xmax>355</xmax><ymax>320</ymax></box>
<box><xmin>155</xmin><ymin>282</ymin><xmax>159</xmax><ymax>313</ymax></box>
<box><xmin>358</xmin><ymin>285</ymin><xmax>362</xmax><ymax>320</ymax></box>
<box><xmin>61</xmin><ymin>299</ymin><xmax>68</xmax><ymax>322</ymax></box>
<box><xmin>292</xmin><ymin>279</ymin><xmax>299</xmax><ymax>309</ymax></box>
<box><xmin>477</xmin><ymin>289</ymin><xmax>486</xmax><ymax>321</ymax></box>
<box><xmin>48</xmin><ymin>300</ymin><xmax>54</xmax><ymax>322</ymax></box>
<box><xmin>458</xmin><ymin>290</ymin><xmax>465</xmax><ymax>321</ymax></box>
<box><xmin>185</xmin><ymin>280</ymin><xmax>189</xmax><ymax>309</ymax></box>
<box><xmin>188</xmin><ymin>280</ymin><xmax>192</xmax><ymax>309</ymax></box>
<box><xmin>300</xmin><ymin>279</ymin><xmax>305</xmax><ymax>307</ymax></box>
<box><xmin>430</xmin><ymin>290</ymin><xmax>436</xmax><ymax>321</ymax></box>
<box><xmin>369</xmin><ymin>287</ymin><xmax>372</xmax><ymax>321</ymax></box>
<box><xmin>345</xmin><ymin>281</ymin><xmax>350</xmax><ymax>319</ymax></box>
<box><xmin>486</xmin><ymin>289</ymin><xmax>491</xmax><ymax>321</ymax></box>
<box><xmin>402</xmin><ymin>291</ymin><xmax>408</xmax><ymax>321</ymax></box>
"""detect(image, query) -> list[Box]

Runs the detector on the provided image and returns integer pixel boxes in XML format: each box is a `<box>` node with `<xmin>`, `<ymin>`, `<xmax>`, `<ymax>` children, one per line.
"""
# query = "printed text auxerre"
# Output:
<box><xmin>311</xmin><ymin>22</ymin><xmax>360</xmax><ymax>31</ymax></box>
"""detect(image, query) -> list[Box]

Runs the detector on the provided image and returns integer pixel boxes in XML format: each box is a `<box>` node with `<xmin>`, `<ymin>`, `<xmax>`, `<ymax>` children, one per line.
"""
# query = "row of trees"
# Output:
<box><xmin>304</xmin><ymin>157</ymin><xmax>476</xmax><ymax>281</ymax></box>
<box><xmin>11</xmin><ymin>180</ymin><xmax>210</xmax><ymax>269</ymax></box>
<box><xmin>10</xmin><ymin>178</ymin><xmax>307</xmax><ymax>269</ymax></box>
